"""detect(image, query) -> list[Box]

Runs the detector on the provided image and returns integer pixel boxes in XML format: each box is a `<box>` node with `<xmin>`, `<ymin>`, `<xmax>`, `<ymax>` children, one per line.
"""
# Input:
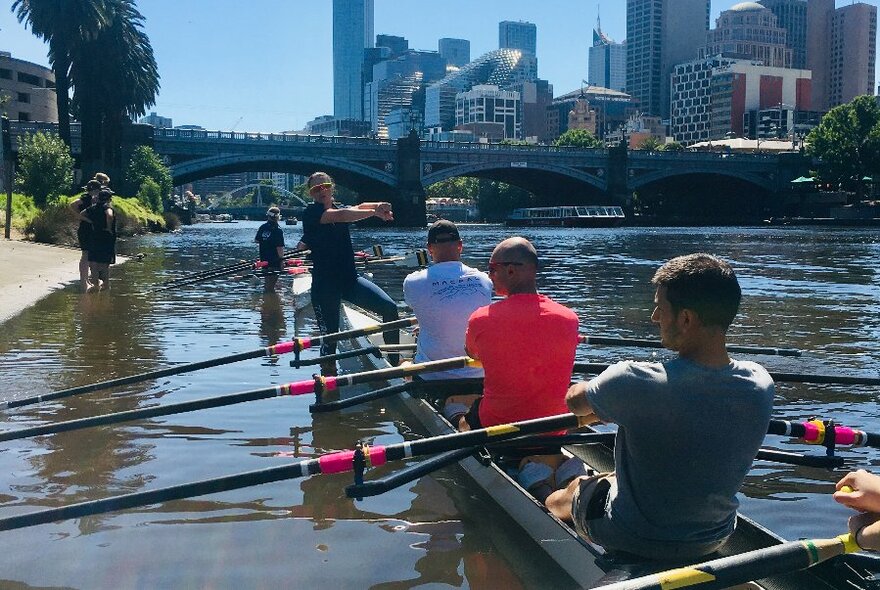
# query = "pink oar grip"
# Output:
<box><xmin>835</xmin><ymin>427</ymin><xmax>859</xmax><ymax>445</ymax></box>
<box><xmin>298</xmin><ymin>337</ymin><xmax>313</xmax><ymax>350</ymax></box>
<box><xmin>802</xmin><ymin>422</ymin><xmax>821</xmax><ymax>442</ymax></box>
<box><xmin>317</xmin><ymin>446</ymin><xmax>388</xmax><ymax>474</ymax></box>
<box><xmin>271</xmin><ymin>341</ymin><xmax>296</xmax><ymax>355</ymax></box>
<box><xmin>255</xmin><ymin>260</ymin><xmax>268</xmax><ymax>269</ymax></box>
<box><xmin>285</xmin><ymin>259</ymin><xmax>305</xmax><ymax>266</ymax></box>
<box><xmin>287</xmin><ymin>381</ymin><xmax>316</xmax><ymax>396</ymax></box>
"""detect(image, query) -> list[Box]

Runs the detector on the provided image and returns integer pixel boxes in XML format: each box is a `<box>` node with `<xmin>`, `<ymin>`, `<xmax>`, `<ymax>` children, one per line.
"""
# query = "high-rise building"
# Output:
<box><xmin>806</xmin><ymin>0</ymin><xmax>834</xmax><ymax>111</ymax></box>
<box><xmin>425</xmin><ymin>49</ymin><xmax>538</xmax><ymax>132</ymax></box>
<box><xmin>455</xmin><ymin>85</ymin><xmax>520</xmax><ymax>141</ymax></box>
<box><xmin>506</xmin><ymin>79</ymin><xmax>554</xmax><ymax>142</ymax></box>
<box><xmin>547</xmin><ymin>86</ymin><xmax>637</xmax><ymax>142</ymax></box>
<box><xmin>702</xmin><ymin>2</ymin><xmax>792</xmax><ymax>68</ymax></box>
<box><xmin>670</xmin><ymin>56</ymin><xmax>812</xmax><ymax>144</ymax></box>
<box><xmin>332</xmin><ymin>0</ymin><xmax>374</xmax><ymax>120</ymax></box>
<box><xmin>626</xmin><ymin>0</ymin><xmax>710</xmax><ymax>120</ymax></box>
<box><xmin>828</xmin><ymin>3</ymin><xmax>877</xmax><ymax>108</ymax></box>
<box><xmin>364</xmin><ymin>50</ymin><xmax>446</xmax><ymax>138</ymax></box>
<box><xmin>439</xmin><ymin>38</ymin><xmax>470</xmax><ymax>68</ymax></box>
<box><xmin>589</xmin><ymin>17</ymin><xmax>626</xmax><ymax>92</ymax></box>
<box><xmin>499</xmin><ymin>21</ymin><xmax>537</xmax><ymax>56</ymax></box>
<box><xmin>758</xmin><ymin>0</ymin><xmax>808</xmax><ymax>69</ymax></box>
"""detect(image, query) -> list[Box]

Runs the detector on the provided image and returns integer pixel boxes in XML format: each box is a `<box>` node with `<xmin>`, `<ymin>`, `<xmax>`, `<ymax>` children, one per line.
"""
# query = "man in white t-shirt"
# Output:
<box><xmin>403</xmin><ymin>220</ymin><xmax>492</xmax><ymax>380</ymax></box>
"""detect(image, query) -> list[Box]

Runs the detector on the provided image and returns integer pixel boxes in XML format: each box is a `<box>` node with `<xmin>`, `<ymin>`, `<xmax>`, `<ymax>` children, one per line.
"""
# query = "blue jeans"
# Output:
<box><xmin>311</xmin><ymin>276</ymin><xmax>399</xmax><ymax>357</ymax></box>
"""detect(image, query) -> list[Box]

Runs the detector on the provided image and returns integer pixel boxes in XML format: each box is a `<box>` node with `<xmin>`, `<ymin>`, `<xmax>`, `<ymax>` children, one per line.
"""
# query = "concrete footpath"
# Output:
<box><xmin>0</xmin><ymin>239</ymin><xmax>125</xmax><ymax>325</ymax></box>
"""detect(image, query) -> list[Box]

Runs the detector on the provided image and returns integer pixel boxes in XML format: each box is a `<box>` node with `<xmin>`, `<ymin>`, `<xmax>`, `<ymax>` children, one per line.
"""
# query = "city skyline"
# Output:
<box><xmin>1</xmin><ymin>0</ymin><xmax>878</xmax><ymax>133</ymax></box>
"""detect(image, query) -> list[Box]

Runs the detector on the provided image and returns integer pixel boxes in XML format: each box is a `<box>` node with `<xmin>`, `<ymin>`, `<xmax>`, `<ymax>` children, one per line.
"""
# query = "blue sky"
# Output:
<box><xmin>2</xmin><ymin>0</ymin><xmax>878</xmax><ymax>132</ymax></box>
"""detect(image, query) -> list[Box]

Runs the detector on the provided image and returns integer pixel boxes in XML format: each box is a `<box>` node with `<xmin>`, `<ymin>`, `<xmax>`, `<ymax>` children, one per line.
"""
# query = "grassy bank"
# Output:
<box><xmin>1</xmin><ymin>193</ymin><xmax>170</xmax><ymax>246</ymax></box>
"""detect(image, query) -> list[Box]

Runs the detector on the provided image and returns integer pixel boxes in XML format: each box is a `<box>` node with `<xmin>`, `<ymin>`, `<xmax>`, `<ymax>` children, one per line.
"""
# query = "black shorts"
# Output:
<box><xmin>463</xmin><ymin>396</ymin><xmax>483</xmax><ymax>430</ymax></box>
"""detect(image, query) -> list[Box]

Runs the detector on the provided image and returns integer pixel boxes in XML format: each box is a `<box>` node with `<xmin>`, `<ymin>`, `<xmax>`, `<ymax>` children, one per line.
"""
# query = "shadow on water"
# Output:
<box><xmin>0</xmin><ymin>222</ymin><xmax>877</xmax><ymax>587</ymax></box>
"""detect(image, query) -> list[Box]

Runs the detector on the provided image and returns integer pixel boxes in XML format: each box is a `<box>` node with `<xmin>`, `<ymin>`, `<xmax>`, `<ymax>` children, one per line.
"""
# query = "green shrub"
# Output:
<box><xmin>137</xmin><ymin>177</ymin><xmax>162</xmax><ymax>212</ymax></box>
<box><xmin>24</xmin><ymin>193</ymin><xmax>166</xmax><ymax>245</ymax></box>
<box><xmin>0</xmin><ymin>193</ymin><xmax>41</xmax><ymax>231</ymax></box>
<box><xmin>126</xmin><ymin>146</ymin><xmax>172</xmax><ymax>210</ymax></box>
<box><xmin>14</xmin><ymin>131</ymin><xmax>74</xmax><ymax>207</ymax></box>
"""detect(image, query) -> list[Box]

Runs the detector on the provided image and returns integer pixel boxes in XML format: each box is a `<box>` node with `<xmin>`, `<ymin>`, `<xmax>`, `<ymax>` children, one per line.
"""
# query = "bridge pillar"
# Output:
<box><xmin>606</xmin><ymin>141</ymin><xmax>631</xmax><ymax>210</ymax></box>
<box><xmin>393</xmin><ymin>131</ymin><xmax>427</xmax><ymax>227</ymax></box>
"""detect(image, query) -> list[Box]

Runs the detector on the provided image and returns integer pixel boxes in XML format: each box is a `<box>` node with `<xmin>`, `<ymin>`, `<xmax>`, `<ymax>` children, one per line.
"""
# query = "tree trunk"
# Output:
<box><xmin>50</xmin><ymin>47</ymin><xmax>72</xmax><ymax>150</ymax></box>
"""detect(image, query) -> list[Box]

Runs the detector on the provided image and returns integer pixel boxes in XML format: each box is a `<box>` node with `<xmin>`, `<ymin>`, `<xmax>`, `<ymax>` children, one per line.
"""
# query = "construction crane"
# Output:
<box><xmin>230</xmin><ymin>116</ymin><xmax>243</xmax><ymax>131</ymax></box>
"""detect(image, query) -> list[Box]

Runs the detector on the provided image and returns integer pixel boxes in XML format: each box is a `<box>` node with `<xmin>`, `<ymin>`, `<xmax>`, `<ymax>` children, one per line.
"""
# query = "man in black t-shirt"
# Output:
<box><xmin>254</xmin><ymin>207</ymin><xmax>285</xmax><ymax>292</ymax></box>
<box><xmin>297</xmin><ymin>171</ymin><xmax>399</xmax><ymax>376</ymax></box>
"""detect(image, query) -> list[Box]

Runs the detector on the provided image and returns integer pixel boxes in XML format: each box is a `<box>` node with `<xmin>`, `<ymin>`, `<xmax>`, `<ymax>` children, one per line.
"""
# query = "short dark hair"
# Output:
<box><xmin>651</xmin><ymin>253</ymin><xmax>741</xmax><ymax>330</ymax></box>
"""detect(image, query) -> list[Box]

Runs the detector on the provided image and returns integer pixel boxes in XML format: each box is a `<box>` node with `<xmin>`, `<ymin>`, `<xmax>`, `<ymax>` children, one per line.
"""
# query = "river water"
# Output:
<box><xmin>0</xmin><ymin>222</ymin><xmax>878</xmax><ymax>589</ymax></box>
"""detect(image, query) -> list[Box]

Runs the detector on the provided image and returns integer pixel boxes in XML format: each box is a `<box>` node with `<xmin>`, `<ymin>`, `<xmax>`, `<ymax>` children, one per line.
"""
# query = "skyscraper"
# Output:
<box><xmin>499</xmin><ymin>21</ymin><xmax>537</xmax><ymax>56</ymax></box>
<box><xmin>829</xmin><ymin>3</ymin><xmax>877</xmax><ymax>108</ymax></box>
<box><xmin>806</xmin><ymin>0</ymin><xmax>834</xmax><ymax>111</ymax></box>
<box><xmin>759</xmin><ymin>0</ymin><xmax>808</xmax><ymax>69</ymax></box>
<box><xmin>439</xmin><ymin>38</ymin><xmax>470</xmax><ymax>68</ymax></box>
<box><xmin>626</xmin><ymin>0</ymin><xmax>710</xmax><ymax>120</ymax></box>
<box><xmin>702</xmin><ymin>3</ymin><xmax>792</xmax><ymax>68</ymax></box>
<box><xmin>333</xmin><ymin>0</ymin><xmax>374</xmax><ymax>120</ymax></box>
<box><xmin>589</xmin><ymin>16</ymin><xmax>626</xmax><ymax>92</ymax></box>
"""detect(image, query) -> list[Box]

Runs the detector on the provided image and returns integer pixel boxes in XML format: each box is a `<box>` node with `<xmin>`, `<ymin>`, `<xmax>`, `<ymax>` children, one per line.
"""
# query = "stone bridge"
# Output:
<box><xmin>3</xmin><ymin>121</ymin><xmax>811</xmax><ymax>225</ymax></box>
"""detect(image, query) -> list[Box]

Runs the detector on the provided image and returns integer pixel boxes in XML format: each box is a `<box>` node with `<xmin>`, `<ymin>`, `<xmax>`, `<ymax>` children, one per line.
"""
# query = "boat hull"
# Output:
<box><xmin>336</xmin><ymin>303</ymin><xmax>875</xmax><ymax>589</ymax></box>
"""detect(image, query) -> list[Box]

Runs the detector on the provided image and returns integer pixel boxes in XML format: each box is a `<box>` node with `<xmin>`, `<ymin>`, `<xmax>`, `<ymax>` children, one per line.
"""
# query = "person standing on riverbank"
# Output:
<box><xmin>81</xmin><ymin>189</ymin><xmax>117</xmax><ymax>292</ymax></box>
<box><xmin>70</xmin><ymin>179</ymin><xmax>102</xmax><ymax>291</ymax></box>
<box><xmin>254</xmin><ymin>206</ymin><xmax>285</xmax><ymax>293</ymax></box>
<box><xmin>545</xmin><ymin>253</ymin><xmax>775</xmax><ymax>562</ymax></box>
<box><xmin>298</xmin><ymin>171</ymin><xmax>399</xmax><ymax>376</ymax></box>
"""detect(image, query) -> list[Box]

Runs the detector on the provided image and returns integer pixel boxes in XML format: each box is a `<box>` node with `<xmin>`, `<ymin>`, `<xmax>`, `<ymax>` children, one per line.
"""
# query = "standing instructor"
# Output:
<box><xmin>298</xmin><ymin>172</ymin><xmax>399</xmax><ymax>376</ymax></box>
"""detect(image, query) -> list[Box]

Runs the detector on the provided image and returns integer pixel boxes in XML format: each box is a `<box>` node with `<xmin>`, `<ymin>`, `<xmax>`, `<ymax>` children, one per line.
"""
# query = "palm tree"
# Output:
<box><xmin>11</xmin><ymin>0</ymin><xmax>109</xmax><ymax>148</ymax></box>
<box><xmin>71</xmin><ymin>0</ymin><xmax>159</xmax><ymax>178</ymax></box>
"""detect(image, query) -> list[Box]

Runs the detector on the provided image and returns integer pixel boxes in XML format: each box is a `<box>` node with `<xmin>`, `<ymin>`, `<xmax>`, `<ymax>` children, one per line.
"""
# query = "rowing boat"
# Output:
<box><xmin>291</xmin><ymin>270</ymin><xmax>311</xmax><ymax>310</ymax></box>
<box><xmin>336</xmin><ymin>302</ymin><xmax>877</xmax><ymax>589</ymax></box>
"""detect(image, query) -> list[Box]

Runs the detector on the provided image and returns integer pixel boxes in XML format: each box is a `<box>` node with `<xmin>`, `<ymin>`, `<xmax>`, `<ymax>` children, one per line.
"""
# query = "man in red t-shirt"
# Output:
<box><xmin>445</xmin><ymin>237</ymin><xmax>580</xmax><ymax>431</ymax></box>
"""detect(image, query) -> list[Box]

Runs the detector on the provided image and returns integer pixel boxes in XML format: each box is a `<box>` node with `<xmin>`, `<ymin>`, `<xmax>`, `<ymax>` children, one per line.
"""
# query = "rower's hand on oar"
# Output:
<box><xmin>847</xmin><ymin>511</ymin><xmax>880</xmax><ymax>551</ymax></box>
<box><xmin>835</xmin><ymin>470</ymin><xmax>880</xmax><ymax>513</ymax></box>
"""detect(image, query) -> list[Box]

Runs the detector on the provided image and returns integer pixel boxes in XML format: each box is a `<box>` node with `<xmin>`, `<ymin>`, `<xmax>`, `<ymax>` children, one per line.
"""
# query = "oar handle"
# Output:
<box><xmin>294</xmin><ymin>317</ymin><xmax>418</xmax><ymax>351</ymax></box>
<box><xmin>768</xmin><ymin>419</ymin><xmax>880</xmax><ymax>449</ymax></box>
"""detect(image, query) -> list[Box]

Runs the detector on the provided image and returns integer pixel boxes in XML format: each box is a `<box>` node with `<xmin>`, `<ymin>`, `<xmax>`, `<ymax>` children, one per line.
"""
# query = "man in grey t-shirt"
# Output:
<box><xmin>546</xmin><ymin>253</ymin><xmax>775</xmax><ymax>561</ymax></box>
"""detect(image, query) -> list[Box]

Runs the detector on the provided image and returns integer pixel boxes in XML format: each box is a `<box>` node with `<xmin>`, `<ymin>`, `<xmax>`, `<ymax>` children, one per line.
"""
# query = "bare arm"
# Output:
<box><xmin>565</xmin><ymin>382</ymin><xmax>601</xmax><ymax>424</ymax></box>
<box><xmin>319</xmin><ymin>202</ymin><xmax>393</xmax><ymax>224</ymax></box>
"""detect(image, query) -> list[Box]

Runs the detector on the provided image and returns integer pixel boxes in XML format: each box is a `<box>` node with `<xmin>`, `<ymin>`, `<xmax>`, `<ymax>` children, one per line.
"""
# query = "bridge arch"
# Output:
<box><xmin>211</xmin><ymin>184</ymin><xmax>309</xmax><ymax>208</ymax></box>
<box><xmin>628</xmin><ymin>168</ymin><xmax>775</xmax><ymax>193</ymax></box>
<box><xmin>421</xmin><ymin>161</ymin><xmax>607</xmax><ymax>193</ymax></box>
<box><xmin>170</xmin><ymin>154</ymin><xmax>397</xmax><ymax>188</ymax></box>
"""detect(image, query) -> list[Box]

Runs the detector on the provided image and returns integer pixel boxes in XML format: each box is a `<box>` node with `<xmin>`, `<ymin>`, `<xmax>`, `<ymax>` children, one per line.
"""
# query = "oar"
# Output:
<box><xmin>344</xmin><ymin>436</ymin><xmax>845</xmax><ymax>500</ymax></box>
<box><xmin>578</xmin><ymin>335</ymin><xmax>801</xmax><ymax>357</ymax></box>
<box><xmin>157</xmin><ymin>248</ymin><xmax>310</xmax><ymax>287</ymax></box>
<box><xmin>0</xmin><ymin>412</ymin><xmax>590</xmax><ymax>532</ymax></box>
<box><xmin>1</xmin><ymin>317</ymin><xmax>418</xmax><ymax>411</ymax></box>
<box><xmin>572</xmin><ymin>362</ymin><xmax>880</xmax><ymax>386</ymax></box>
<box><xmin>768</xmin><ymin>419</ymin><xmax>880</xmax><ymax>449</ymax></box>
<box><xmin>598</xmin><ymin>533</ymin><xmax>861</xmax><ymax>590</ymax></box>
<box><xmin>0</xmin><ymin>357</ymin><xmax>479</xmax><ymax>442</ymax></box>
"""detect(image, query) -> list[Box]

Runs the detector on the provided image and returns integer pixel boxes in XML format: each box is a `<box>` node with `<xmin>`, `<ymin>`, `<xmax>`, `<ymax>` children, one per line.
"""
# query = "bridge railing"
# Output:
<box><xmin>154</xmin><ymin>128</ymin><xmax>394</xmax><ymax>146</ymax></box>
<box><xmin>421</xmin><ymin>141</ymin><xmax>608</xmax><ymax>156</ymax></box>
<box><xmin>628</xmin><ymin>150</ymin><xmax>781</xmax><ymax>163</ymax></box>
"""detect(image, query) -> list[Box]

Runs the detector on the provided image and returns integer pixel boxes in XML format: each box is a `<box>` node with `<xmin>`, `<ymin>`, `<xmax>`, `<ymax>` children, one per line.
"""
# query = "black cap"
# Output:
<box><xmin>83</xmin><ymin>179</ymin><xmax>102</xmax><ymax>191</ymax></box>
<box><xmin>427</xmin><ymin>219</ymin><xmax>460</xmax><ymax>244</ymax></box>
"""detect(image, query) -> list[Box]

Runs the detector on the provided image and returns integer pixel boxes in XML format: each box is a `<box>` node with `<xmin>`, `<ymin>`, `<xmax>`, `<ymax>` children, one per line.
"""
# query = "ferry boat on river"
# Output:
<box><xmin>505</xmin><ymin>205</ymin><xmax>625</xmax><ymax>228</ymax></box>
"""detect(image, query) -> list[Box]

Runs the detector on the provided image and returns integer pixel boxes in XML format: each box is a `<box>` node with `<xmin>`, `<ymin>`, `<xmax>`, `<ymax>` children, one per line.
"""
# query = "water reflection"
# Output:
<box><xmin>0</xmin><ymin>223</ymin><xmax>877</xmax><ymax>587</ymax></box>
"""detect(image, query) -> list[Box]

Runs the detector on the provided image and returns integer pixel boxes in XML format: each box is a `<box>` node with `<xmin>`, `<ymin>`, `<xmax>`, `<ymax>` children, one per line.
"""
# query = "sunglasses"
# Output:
<box><xmin>309</xmin><ymin>182</ymin><xmax>333</xmax><ymax>193</ymax></box>
<box><xmin>487</xmin><ymin>261</ymin><xmax>524</xmax><ymax>273</ymax></box>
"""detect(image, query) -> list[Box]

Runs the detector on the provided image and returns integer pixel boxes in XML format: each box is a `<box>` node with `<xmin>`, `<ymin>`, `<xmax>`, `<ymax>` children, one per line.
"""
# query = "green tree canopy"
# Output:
<box><xmin>660</xmin><ymin>141</ymin><xmax>685</xmax><ymax>152</ymax></box>
<box><xmin>136</xmin><ymin>177</ymin><xmax>162</xmax><ymax>212</ymax></box>
<box><xmin>636</xmin><ymin>136</ymin><xmax>663</xmax><ymax>151</ymax></box>
<box><xmin>125</xmin><ymin>145</ymin><xmax>171</xmax><ymax>211</ymax></box>
<box><xmin>425</xmin><ymin>176</ymin><xmax>479</xmax><ymax>200</ymax></box>
<box><xmin>14</xmin><ymin>131</ymin><xmax>74</xmax><ymax>208</ymax></box>
<box><xmin>806</xmin><ymin>95</ymin><xmax>880</xmax><ymax>187</ymax></box>
<box><xmin>553</xmin><ymin>129</ymin><xmax>602</xmax><ymax>148</ymax></box>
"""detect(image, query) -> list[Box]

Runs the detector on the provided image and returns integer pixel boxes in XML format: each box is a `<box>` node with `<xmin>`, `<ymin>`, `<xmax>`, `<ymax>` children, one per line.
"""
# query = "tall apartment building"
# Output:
<box><xmin>758</xmin><ymin>0</ymin><xmax>808</xmax><ymax>69</ymax></box>
<box><xmin>626</xmin><ymin>0</ymin><xmax>710</xmax><ymax>120</ymax></box>
<box><xmin>806</xmin><ymin>0</ymin><xmax>877</xmax><ymax>111</ymax></box>
<box><xmin>332</xmin><ymin>0</ymin><xmax>374</xmax><ymax>120</ymax></box>
<box><xmin>702</xmin><ymin>2</ymin><xmax>792</xmax><ymax>68</ymax></box>
<box><xmin>439</xmin><ymin>38</ymin><xmax>470</xmax><ymax>68</ymax></box>
<box><xmin>499</xmin><ymin>21</ymin><xmax>537</xmax><ymax>56</ymax></box>
<box><xmin>0</xmin><ymin>52</ymin><xmax>57</xmax><ymax>123</ymax></box>
<box><xmin>589</xmin><ymin>22</ymin><xmax>626</xmax><ymax>92</ymax></box>
<box><xmin>829</xmin><ymin>3</ymin><xmax>877</xmax><ymax>108</ymax></box>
